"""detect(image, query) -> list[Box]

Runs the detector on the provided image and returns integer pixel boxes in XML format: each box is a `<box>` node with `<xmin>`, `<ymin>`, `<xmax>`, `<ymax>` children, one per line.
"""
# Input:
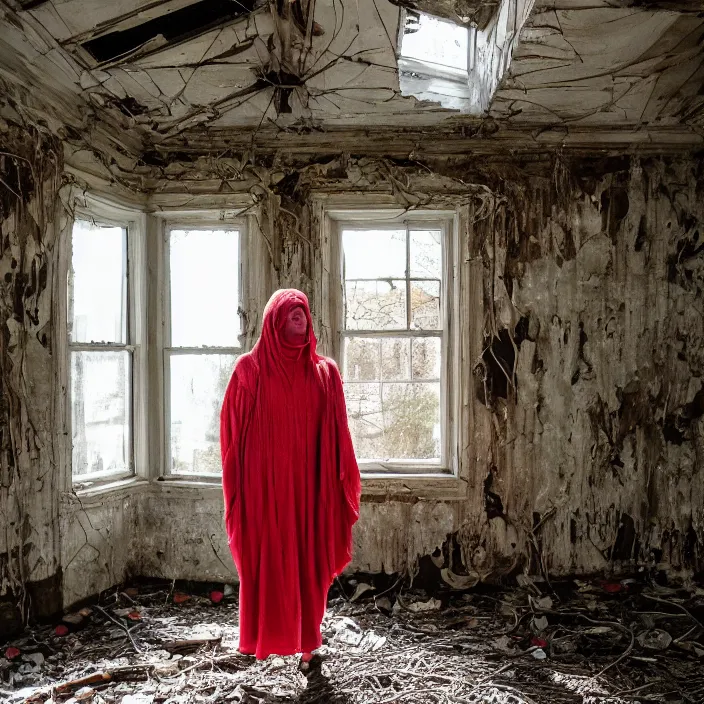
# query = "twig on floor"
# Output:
<box><xmin>594</xmin><ymin>626</ymin><xmax>635</xmax><ymax>678</ymax></box>
<box><xmin>95</xmin><ymin>605</ymin><xmax>142</xmax><ymax>653</ymax></box>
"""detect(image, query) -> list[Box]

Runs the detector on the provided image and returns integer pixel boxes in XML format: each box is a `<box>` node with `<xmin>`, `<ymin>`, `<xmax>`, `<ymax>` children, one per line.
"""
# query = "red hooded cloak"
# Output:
<box><xmin>220</xmin><ymin>289</ymin><xmax>361</xmax><ymax>659</ymax></box>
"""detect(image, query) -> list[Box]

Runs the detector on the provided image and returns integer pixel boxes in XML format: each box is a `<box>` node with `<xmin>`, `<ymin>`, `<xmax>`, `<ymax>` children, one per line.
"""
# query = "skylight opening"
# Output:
<box><xmin>80</xmin><ymin>0</ymin><xmax>257</xmax><ymax>64</ymax></box>
<box><xmin>399</xmin><ymin>11</ymin><xmax>469</xmax><ymax>75</ymax></box>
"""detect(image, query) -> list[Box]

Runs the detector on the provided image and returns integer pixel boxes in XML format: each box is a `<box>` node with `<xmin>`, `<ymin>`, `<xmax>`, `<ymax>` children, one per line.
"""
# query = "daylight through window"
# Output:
<box><xmin>341</xmin><ymin>224</ymin><xmax>446</xmax><ymax>470</ymax></box>
<box><xmin>166</xmin><ymin>227</ymin><xmax>241</xmax><ymax>475</ymax></box>
<box><xmin>397</xmin><ymin>9</ymin><xmax>480</xmax><ymax>113</ymax></box>
<box><xmin>400</xmin><ymin>11</ymin><xmax>469</xmax><ymax>75</ymax></box>
<box><xmin>69</xmin><ymin>220</ymin><xmax>132</xmax><ymax>479</ymax></box>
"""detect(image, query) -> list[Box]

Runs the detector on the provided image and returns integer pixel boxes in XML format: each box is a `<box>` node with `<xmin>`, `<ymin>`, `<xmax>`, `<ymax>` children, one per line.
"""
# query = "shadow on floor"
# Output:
<box><xmin>242</xmin><ymin>661</ymin><xmax>351</xmax><ymax>704</ymax></box>
<box><xmin>297</xmin><ymin>668</ymin><xmax>351</xmax><ymax>704</ymax></box>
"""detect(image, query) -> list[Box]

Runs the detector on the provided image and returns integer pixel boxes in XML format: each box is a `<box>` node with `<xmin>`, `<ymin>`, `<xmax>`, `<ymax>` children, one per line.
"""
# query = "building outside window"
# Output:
<box><xmin>396</xmin><ymin>10</ymin><xmax>478</xmax><ymax>113</ymax></box>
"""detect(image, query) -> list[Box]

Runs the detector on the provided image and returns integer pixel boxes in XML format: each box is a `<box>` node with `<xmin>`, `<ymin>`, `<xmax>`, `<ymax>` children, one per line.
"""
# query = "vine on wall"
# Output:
<box><xmin>0</xmin><ymin>119</ymin><xmax>63</xmax><ymax>627</ymax></box>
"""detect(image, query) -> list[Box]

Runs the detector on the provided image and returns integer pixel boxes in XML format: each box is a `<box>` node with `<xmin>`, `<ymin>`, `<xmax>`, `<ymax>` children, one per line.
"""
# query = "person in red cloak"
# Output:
<box><xmin>220</xmin><ymin>288</ymin><xmax>361</xmax><ymax>662</ymax></box>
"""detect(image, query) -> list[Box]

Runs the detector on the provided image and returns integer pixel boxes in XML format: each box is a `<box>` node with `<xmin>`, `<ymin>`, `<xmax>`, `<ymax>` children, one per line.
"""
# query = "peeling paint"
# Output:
<box><xmin>84</xmin><ymin>151</ymin><xmax>702</xmax><ymax>596</ymax></box>
<box><xmin>0</xmin><ymin>118</ymin><xmax>63</xmax><ymax>622</ymax></box>
<box><xmin>1</xmin><ymin>1</ymin><xmax>703</xmax><ymax>614</ymax></box>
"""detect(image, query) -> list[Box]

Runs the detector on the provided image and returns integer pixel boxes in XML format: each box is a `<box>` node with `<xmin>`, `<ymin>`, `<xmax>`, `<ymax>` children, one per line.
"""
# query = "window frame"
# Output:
<box><xmin>66</xmin><ymin>196</ymin><xmax>147</xmax><ymax>489</ymax></box>
<box><xmin>161</xmin><ymin>216</ymin><xmax>247</xmax><ymax>479</ymax></box>
<box><xmin>327</xmin><ymin>209</ymin><xmax>460</xmax><ymax>479</ymax></box>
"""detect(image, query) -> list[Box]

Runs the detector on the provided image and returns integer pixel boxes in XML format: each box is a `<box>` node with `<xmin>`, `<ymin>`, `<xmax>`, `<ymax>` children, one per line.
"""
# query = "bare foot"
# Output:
<box><xmin>301</xmin><ymin>652</ymin><xmax>314</xmax><ymax>662</ymax></box>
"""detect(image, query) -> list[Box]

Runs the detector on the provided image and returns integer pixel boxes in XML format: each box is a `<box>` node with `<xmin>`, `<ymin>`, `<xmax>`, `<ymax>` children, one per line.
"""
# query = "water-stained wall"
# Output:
<box><xmin>137</xmin><ymin>151</ymin><xmax>704</xmax><ymax>587</ymax></box>
<box><xmin>466</xmin><ymin>156</ymin><xmax>704</xmax><ymax>581</ymax></box>
<box><xmin>2</xmin><ymin>119</ymin><xmax>703</xmax><ymax>621</ymax></box>
<box><xmin>0</xmin><ymin>119</ymin><xmax>64</xmax><ymax>634</ymax></box>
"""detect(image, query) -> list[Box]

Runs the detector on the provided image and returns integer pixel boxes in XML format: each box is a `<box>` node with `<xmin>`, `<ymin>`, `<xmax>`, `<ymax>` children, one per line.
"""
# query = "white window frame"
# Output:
<box><xmin>161</xmin><ymin>215</ymin><xmax>247</xmax><ymax>479</ymax></box>
<box><xmin>66</xmin><ymin>196</ymin><xmax>147</xmax><ymax>489</ymax></box>
<box><xmin>328</xmin><ymin>209</ymin><xmax>460</xmax><ymax>478</ymax></box>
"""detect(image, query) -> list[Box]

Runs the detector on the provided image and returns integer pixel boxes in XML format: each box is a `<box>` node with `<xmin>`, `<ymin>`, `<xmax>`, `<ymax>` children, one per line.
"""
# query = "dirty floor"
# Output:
<box><xmin>2</xmin><ymin>575</ymin><xmax>704</xmax><ymax>704</ymax></box>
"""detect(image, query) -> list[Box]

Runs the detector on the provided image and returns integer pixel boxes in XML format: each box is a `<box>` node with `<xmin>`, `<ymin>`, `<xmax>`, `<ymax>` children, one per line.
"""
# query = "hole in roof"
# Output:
<box><xmin>17</xmin><ymin>0</ymin><xmax>49</xmax><ymax>9</ymax></box>
<box><xmin>81</xmin><ymin>0</ymin><xmax>257</xmax><ymax>64</ymax></box>
<box><xmin>399</xmin><ymin>11</ymin><xmax>469</xmax><ymax>74</ymax></box>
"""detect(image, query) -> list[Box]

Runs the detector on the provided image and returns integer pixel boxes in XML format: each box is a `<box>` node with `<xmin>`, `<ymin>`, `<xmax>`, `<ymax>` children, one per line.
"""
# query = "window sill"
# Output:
<box><xmin>67</xmin><ymin>472</ymin><xmax>467</xmax><ymax>503</ymax></box>
<box><xmin>362</xmin><ymin>472</ymin><xmax>467</xmax><ymax>501</ymax></box>
<box><xmin>149</xmin><ymin>472</ymin><xmax>467</xmax><ymax>501</ymax></box>
<box><xmin>150</xmin><ymin>476</ymin><xmax>224</xmax><ymax>497</ymax></box>
<box><xmin>69</xmin><ymin>475</ymin><xmax>149</xmax><ymax>503</ymax></box>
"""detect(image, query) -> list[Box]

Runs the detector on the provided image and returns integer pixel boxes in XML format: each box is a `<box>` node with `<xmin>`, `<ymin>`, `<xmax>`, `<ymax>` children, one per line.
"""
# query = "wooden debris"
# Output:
<box><xmin>162</xmin><ymin>636</ymin><xmax>223</xmax><ymax>655</ymax></box>
<box><xmin>1</xmin><ymin>577</ymin><xmax>703</xmax><ymax>703</ymax></box>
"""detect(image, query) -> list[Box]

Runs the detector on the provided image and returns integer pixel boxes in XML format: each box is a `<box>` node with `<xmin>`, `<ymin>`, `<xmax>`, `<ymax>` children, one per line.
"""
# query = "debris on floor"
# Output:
<box><xmin>1</xmin><ymin>575</ymin><xmax>703</xmax><ymax>703</ymax></box>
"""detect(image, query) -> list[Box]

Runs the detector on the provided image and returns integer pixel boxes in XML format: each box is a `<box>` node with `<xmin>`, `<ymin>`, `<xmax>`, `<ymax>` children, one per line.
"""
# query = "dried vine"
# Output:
<box><xmin>0</xmin><ymin>120</ymin><xmax>63</xmax><ymax>624</ymax></box>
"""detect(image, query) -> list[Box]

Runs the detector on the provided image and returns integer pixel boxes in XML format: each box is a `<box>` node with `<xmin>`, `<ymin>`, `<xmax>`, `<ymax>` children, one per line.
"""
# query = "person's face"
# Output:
<box><xmin>283</xmin><ymin>305</ymin><xmax>308</xmax><ymax>343</ymax></box>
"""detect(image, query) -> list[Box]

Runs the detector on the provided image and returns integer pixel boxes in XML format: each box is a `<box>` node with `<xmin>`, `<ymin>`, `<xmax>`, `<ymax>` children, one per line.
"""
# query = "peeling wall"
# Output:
<box><xmin>0</xmin><ymin>119</ymin><xmax>64</xmax><ymax>633</ymax></box>
<box><xmin>136</xmin><ymin>489</ymin><xmax>236</xmax><ymax>585</ymax></box>
<box><xmin>124</xmin><ymin>151</ymin><xmax>704</xmax><ymax>593</ymax></box>
<box><xmin>482</xmin><ymin>157</ymin><xmax>704</xmax><ymax>579</ymax></box>
<box><xmin>60</xmin><ymin>491</ymin><xmax>137</xmax><ymax>609</ymax></box>
<box><xmin>2</xmin><ymin>104</ymin><xmax>703</xmax><ymax>619</ymax></box>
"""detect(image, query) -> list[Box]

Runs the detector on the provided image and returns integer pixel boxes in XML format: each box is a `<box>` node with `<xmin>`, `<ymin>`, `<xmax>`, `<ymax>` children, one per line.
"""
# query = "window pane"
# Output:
<box><xmin>71</xmin><ymin>351</ymin><xmax>131</xmax><ymax>477</ymax></box>
<box><xmin>410</xmin><ymin>230</ymin><xmax>442</xmax><ymax>278</ymax></box>
<box><xmin>170</xmin><ymin>230</ymin><xmax>240</xmax><ymax>347</ymax></box>
<box><xmin>344</xmin><ymin>338</ymin><xmax>380</xmax><ymax>381</ymax></box>
<box><xmin>70</xmin><ymin>220</ymin><xmax>127</xmax><ymax>344</ymax></box>
<box><xmin>412</xmin><ymin>337</ymin><xmax>442</xmax><ymax>380</ymax></box>
<box><xmin>411</xmin><ymin>280</ymin><xmax>440</xmax><ymax>330</ymax></box>
<box><xmin>344</xmin><ymin>382</ymin><xmax>384</xmax><ymax>460</ymax></box>
<box><xmin>170</xmin><ymin>353</ymin><xmax>237</xmax><ymax>474</ymax></box>
<box><xmin>381</xmin><ymin>338</ymin><xmax>410</xmax><ymax>380</ymax></box>
<box><xmin>345</xmin><ymin>280</ymin><xmax>406</xmax><ymax>330</ymax></box>
<box><xmin>342</xmin><ymin>229</ymin><xmax>406</xmax><ymax>279</ymax></box>
<box><xmin>346</xmin><ymin>381</ymin><xmax>441</xmax><ymax>462</ymax></box>
<box><xmin>380</xmin><ymin>382</ymin><xmax>441</xmax><ymax>461</ymax></box>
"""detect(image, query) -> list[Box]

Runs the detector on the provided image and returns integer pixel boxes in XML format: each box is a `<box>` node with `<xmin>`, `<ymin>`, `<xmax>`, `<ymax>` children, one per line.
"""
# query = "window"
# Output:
<box><xmin>165</xmin><ymin>225</ymin><xmax>242</xmax><ymax>476</ymax></box>
<box><xmin>397</xmin><ymin>9</ymin><xmax>477</xmax><ymax>113</ymax></box>
<box><xmin>399</xmin><ymin>11</ymin><xmax>470</xmax><ymax>79</ymax></box>
<box><xmin>339</xmin><ymin>219</ymin><xmax>453</xmax><ymax>474</ymax></box>
<box><xmin>69</xmin><ymin>219</ymin><xmax>132</xmax><ymax>480</ymax></box>
<box><xmin>397</xmin><ymin>4</ymin><xmax>531</xmax><ymax>115</ymax></box>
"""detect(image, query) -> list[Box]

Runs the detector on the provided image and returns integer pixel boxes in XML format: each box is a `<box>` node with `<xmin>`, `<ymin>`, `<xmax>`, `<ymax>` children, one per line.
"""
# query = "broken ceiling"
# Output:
<box><xmin>0</xmin><ymin>0</ymin><xmax>702</xmax><ymax>162</ymax></box>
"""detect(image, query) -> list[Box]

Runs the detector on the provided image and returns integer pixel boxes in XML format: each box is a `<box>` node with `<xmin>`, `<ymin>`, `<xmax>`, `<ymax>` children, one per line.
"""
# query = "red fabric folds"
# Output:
<box><xmin>220</xmin><ymin>289</ymin><xmax>361</xmax><ymax>659</ymax></box>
